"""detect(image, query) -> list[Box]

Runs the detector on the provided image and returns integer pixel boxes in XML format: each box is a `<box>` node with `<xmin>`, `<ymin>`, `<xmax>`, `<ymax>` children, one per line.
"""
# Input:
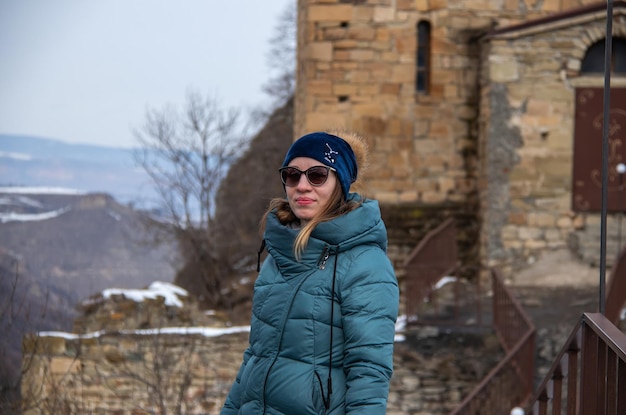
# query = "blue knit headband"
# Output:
<box><xmin>282</xmin><ymin>132</ymin><xmax>358</xmax><ymax>197</ymax></box>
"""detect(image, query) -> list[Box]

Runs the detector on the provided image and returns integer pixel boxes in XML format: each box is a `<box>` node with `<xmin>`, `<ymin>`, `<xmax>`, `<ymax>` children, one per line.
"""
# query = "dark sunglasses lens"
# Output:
<box><xmin>306</xmin><ymin>167</ymin><xmax>329</xmax><ymax>185</ymax></box>
<box><xmin>281</xmin><ymin>168</ymin><xmax>302</xmax><ymax>186</ymax></box>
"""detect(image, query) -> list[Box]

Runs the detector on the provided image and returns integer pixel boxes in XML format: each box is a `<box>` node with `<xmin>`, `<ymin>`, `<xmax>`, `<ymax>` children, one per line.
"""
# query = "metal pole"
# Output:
<box><xmin>600</xmin><ymin>0</ymin><xmax>614</xmax><ymax>316</ymax></box>
<box><xmin>617</xmin><ymin>163</ymin><xmax>625</xmax><ymax>256</ymax></box>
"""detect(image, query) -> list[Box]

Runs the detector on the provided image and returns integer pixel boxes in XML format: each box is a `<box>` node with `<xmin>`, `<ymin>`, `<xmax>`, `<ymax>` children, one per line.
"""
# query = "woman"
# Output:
<box><xmin>221</xmin><ymin>131</ymin><xmax>399</xmax><ymax>415</ymax></box>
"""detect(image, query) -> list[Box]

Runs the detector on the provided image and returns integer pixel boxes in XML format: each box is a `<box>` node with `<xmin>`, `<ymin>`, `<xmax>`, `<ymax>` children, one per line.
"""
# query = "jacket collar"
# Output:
<box><xmin>263</xmin><ymin>195</ymin><xmax>387</xmax><ymax>273</ymax></box>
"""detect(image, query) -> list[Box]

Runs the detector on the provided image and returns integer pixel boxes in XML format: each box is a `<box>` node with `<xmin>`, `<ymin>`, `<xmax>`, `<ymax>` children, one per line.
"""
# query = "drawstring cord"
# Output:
<box><xmin>323</xmin><ymin>250</ymin><xmax>338</xmax><ymax>411</ymax></box>
<box><xmin>256</xmin><ymin>239</ymin><xmax>266</xmax><ymax>272</ymax></box>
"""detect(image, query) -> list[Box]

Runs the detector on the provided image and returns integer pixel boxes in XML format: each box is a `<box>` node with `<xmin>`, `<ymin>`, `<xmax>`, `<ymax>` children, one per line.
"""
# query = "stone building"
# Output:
<box><xmin>294</xmin><ymin>0</ymin><xmax>626</xmax><ymax>275</ymax></box>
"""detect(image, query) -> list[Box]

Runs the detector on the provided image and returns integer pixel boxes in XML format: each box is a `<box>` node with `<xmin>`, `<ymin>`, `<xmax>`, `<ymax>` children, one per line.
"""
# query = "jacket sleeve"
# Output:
<box><xmin>339</xmin><ymin>248</ymin><xmax>399</xmax><ymax>415</ymax></box>
<box><xmin>220</xmin><ymin>347</ymin><xmax>253</xmax><ymax>415</ymax></box>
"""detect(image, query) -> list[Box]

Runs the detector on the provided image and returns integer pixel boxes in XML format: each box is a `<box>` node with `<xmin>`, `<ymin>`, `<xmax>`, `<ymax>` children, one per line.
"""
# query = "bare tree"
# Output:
<box><xmin>1</xmin><ymin>250</ymin><xmax>74</xmax><ymax>414</ymax></box>
<box><xmin>261</xmin><ymin>1</ymin><xmax>296</xmax><ymax>109</ymax></box>
<box><xmin>134</xmin><ymin>90</ymin><xmax>249</xmax><ymax>308</ymax></box>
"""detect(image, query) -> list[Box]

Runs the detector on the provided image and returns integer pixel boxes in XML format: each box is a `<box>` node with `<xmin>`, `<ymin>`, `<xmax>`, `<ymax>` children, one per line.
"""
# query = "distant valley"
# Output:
<box><xmin>0</xmin><ymin>134</ymin><xmax>158</xmax><ymax>207</ymax></box>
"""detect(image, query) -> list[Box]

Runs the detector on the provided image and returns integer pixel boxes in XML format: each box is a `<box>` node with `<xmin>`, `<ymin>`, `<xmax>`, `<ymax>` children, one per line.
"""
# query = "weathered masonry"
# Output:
<box><xmin>294</xmin><ymin>0</ymin><xmax>626</xmax><ymax>275</ymax></box>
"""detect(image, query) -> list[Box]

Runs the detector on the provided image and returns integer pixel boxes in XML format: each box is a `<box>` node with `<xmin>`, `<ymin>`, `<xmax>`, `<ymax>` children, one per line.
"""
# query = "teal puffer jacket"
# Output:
<box><xmin>221</xmin><ymin>196</ymin><xmax>399</xmax><ymax>415</ymax></box>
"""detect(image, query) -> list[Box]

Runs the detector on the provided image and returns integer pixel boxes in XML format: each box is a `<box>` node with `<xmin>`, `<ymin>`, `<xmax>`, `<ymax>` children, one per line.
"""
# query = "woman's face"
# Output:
<box><xmin>283</xmin><ymin>157</ymin><xmax>338</xmax><ymax>225</ymax></box>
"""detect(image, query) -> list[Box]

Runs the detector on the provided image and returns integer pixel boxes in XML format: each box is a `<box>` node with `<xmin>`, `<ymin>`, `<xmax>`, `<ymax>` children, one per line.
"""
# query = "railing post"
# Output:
<box><xmin>580</xmin><ymin>321</ymin><xmax>599</xmax><ymax>415</ymax></box>
<box><xmin>597</xmin><ymin>341</ymin><xmax>608</xmax><ymax>415</ymax></box>
<box><xmin>552</xmin><ymin>369</ymin><xmax>563</xmax><ymax>415</ymax></box>
<box><xmin>566</xmin><ymin>345</ymin><xmax>579</xmax><ymax>415</ymax></box>
<box><xmin>537</xmin><ymin>392</ymin><xmax>548</xmax><ymax>415</ymax></box>
<box><xmin>607</xmin><ymin>351</ymin><xmax>617</xmax><ymax>415</ymax></box>
<box><xmin>618</xmin><ymin>359</ymin><xmax>626</xmax><ymax>414</ymax></box>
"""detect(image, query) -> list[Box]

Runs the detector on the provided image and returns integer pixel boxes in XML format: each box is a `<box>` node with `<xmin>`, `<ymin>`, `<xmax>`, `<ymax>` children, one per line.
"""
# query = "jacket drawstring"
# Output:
<box><xmin>323</xmin><ymin>250</ymin><xmax>338</xmax><ymax>411</ymax></box>
<box><xmin>256</xmin><ymin>239</ymin><xmax>266</xmax><ymax>272</ymax></box>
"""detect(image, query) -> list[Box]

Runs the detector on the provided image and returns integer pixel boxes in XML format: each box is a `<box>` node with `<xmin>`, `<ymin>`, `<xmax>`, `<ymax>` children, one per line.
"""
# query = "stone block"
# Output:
<box><xmin>519</xmin><ymin>226</ymin><xmax>543</xmax><ymax>239</ymax></box>
<box><xmin>373</xmin><ymin>6</ymin><xmax>395</xmax><ymax>22</ymax></box>
<box><xmin>334</xmin><ymin>39</ymin><xmax>358</xmax><ymax>50</ymax></box>
<box><xmin>348</xmin><ymin>26</ymin><xmax>377</xmax><ymax>40</ymax></box>
<box><xmin>375</xmin><ymin>27</ymin><xmax>391</xmax><ymax>42</ymax></box>
<box><xmin>24</xmin><ymin>335</ymin><xmax>66</xmax><ymax>355</ymax></box>
<box><xmin>307</xmin><ymin>42</ymin><xmax>333</xmax><ymax>61</ymax></box>
<box><xmin>353</xmin><ymin>102</ymin><xmax>385</xmax><ymax>117</ymax></box>
<box><xmin>353</xmin><ymin>5</ymin><xmax>374</xmax><ymax>22</ymax></box>
<box><xmin>556</xmin><ymin>216</ymin><xmax>573</xmax><ymax>228</ymax></box>
<box><xmin>502</xmin><ymin>225</ymin><xmax>520</xmax><ymax>240</ymax></box>
<box><xmin>50</xmin><ymin>356</ymin><xmax>80</xmax><ymax>375</ymax></box>
<box><xmin>325</xmin><ymin>27</ymin><xmax>349</xmax><ymax>41</ymax></box>
<box><xmin>307</xmin><ymin>79</ymin><xmax>333</xmax><ymax>95</ymax></box>
<box><xmin>350</xmin><ymin>49</ymin><xmax>375</xmax><ymax>61</ymax></box>
<box><xmin>396</xmin><ymin>0</ymin><xmax>415</xmax><ymax>10</ymax></box>
<box><xmin>528</xmin><ymin>212</ymin><xmax>556</xmax><ymax>227</ymax></box>
<box><xmin>438</xmin><ymin>177</ymin><xmax>456</xmax><ymax>194</ymax></box>
<box><xmin>376</xmin><ymin>191</ymin><xmax>400</xmax><ymax>204</ymax></box>
<box><xmin>391</xmin><ymin>64</ymin><xmax>415</xmax><ymax>83</ymax></box>
<box><xmin>422</xmin><ymin>191</ymin><xmax>447</xmax><ymax>204</ymax></box>
<box><xmin>399</xmin><ymin>190</ymin><xmax>419</xmax><ymax>202</ymax></box>
<box><xmin>308</xmin><ymin>5</ymin><xmax>353</xmax><ymax>22</ymax></box>
<box><xmin>490</xmin><ymin>57</ymin><xmax>520</xmax><ymax>82</ymax></box>
<box><xmin>333</xmin><ymin>83</ymin><xmax>359</xmax><ymax>96</ymax></box>
<box><xmin>305</xmin><ymin>112</ymin><xmax>347</xmax><ymax>132</ymax></box>
<box><xmin>525</xmin><ymin>239</ymin><xmax>548</xmax><ymax>249</ymax></box>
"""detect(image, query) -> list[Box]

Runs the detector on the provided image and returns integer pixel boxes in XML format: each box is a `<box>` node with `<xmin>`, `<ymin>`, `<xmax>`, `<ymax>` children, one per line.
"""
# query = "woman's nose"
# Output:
<box><xmin>296</xmin><ymin>173</ymin><xmax>311</xmax><ymax>189</ymax></box>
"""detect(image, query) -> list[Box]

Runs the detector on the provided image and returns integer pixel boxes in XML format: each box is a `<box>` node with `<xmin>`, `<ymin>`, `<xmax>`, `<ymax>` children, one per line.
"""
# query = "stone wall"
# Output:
<box><xmin>21</xmin><ymin>327</ymin><xmax>499</xmax><ymax>415</ymax></box>
<box><xmin>295</xmin><ymin>0</ymin><xmax>594</xmax><ymax>205</ymax></box>
<box><xmin>21</xmin><ymin>331</ymin><xmax>248</xmax><ymax>415</ymax></box>
<box><xmin>294</xmin><ymin>0</ymin><xmax>619</xmax><ymax>275</ymax></box>
<box><xmin>20</xmin><ymin>284</ymin><xmax>501</xmax><ymax>415</ymax></box>
<box><xmin>481</xmin><ymin>11</ymin><xmax>626</xmax><ymax>272</ymax></box>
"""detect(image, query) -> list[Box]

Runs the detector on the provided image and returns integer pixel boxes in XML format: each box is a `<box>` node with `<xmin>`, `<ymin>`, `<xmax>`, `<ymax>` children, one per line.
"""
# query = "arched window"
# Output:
<box><xmin>416</xmin><ymin>20</ymin><xmax>431</xmax><ymax>94</ymax></box>
<box><xmin>581</xmin><ymin>37</ymin><xmax>626</xmax><ymax>74</ymax></box>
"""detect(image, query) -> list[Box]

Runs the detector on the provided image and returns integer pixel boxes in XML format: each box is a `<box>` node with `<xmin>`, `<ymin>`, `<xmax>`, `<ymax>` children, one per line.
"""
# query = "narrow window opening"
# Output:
<box><xmin>416</xmin><ymin>20</ymin><xmax>431</xmax><ymax>94</ymax></box>
<box><xmin>340</xmin><ymin>21</ymin><xmax>349</xmax><ymax>28</ymax></box>
<box><xmin>338</xmin><ymin>95</ymin><xmax>349</xmax><ymax>102</ymax></box>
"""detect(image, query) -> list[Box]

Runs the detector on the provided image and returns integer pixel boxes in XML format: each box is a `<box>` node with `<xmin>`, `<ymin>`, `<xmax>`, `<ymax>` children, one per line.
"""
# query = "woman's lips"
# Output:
<box><xmin>296</xmin><ymin>197</ymin><xmax>314</xmax><ymax>205</ymax></box>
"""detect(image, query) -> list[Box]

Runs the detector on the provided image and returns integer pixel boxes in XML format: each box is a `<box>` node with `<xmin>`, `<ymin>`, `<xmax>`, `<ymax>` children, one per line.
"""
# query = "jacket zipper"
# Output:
<box><xmin>317</xmin><ymin>246</ymin><xmax>330</xmax><ymax>269</ymax></box>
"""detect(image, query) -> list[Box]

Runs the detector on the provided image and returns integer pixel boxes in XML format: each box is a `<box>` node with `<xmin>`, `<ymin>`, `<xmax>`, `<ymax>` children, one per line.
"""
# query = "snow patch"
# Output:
<box><xmin>0</xmin><ymin>186</ymin><xmax>85</xmax><ymax>195</ymax></box>
<box><xmin>102</xmin><ymin>281</ymin><xmax>188</xmax><ymax>307</ymax></box>
<box><xmin>434</xmin><ymin>276</ymin><xmax>457</xmax><ymax>290</ymax></box>
<box><xmin>107</xmin><ymin>210</ymin><xmax>122</xmax><ymax>221</ymax></box>
<box><xmin>0</xmin><ymin>151</ymin><xmax>32</xmax><ymax>161</ymax></box>
<box><xmin>0</xmin><ymin>206</ymin><xmax>70</xmax><ymax>223</ymax></box>
<box><xmin>38</xmin><ymin>325</ymin><xmax>251</xmax><ymax>339</ymax></box>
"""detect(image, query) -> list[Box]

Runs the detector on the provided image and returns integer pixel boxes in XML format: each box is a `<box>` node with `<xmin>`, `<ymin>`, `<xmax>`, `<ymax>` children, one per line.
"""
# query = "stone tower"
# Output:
<box><xmin>295</xmin><ymin>0</ymin><xmax>626</xmax><ymax>274</ymax></box>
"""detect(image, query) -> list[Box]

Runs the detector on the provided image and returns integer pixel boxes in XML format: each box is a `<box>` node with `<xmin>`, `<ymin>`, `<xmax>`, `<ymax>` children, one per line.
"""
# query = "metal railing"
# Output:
<box><xmin>403</xmin><ymin>218</ymin><xmax>472</xmax><ymax>325</ymax></box>
<box><xmin>526</xmin><ymin>312</ymin><xmax>626</xmax><ymax>415</ymax></box>
<box><xmin>606</xmin><ymin>247</ymin><xmax>626</xmax><ymax>325</ymax></box>
<box><xmin>449</xmin><ymin>268</ymin><xmax>536</xmax><ymax>415</ymax></box>
<box><xmin>403</xmin><ymin>219</ymin><xmax>536</xmax><ymax>413</ymax></box>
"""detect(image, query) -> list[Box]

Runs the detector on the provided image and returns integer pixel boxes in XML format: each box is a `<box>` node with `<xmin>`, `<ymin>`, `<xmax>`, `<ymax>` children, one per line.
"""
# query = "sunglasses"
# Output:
<box><xmin>279</xmin><ymin>166</ymin><xmax>336</xmax><ymax>187</ymax></box>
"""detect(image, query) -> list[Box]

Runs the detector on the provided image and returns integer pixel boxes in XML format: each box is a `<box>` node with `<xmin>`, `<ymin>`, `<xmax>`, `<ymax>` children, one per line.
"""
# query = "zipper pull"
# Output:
<box><xmin>318</xmin><ymin>246</ymin><xmax>330</xmax><ymax>270</ymax></box>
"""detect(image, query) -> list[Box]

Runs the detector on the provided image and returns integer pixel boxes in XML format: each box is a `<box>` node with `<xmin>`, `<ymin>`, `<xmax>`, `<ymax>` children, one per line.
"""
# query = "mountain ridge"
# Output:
<box><xmin>0</xmin><ymin>134</ymin><xmax>156</xmax><ymax>206</ymax></box>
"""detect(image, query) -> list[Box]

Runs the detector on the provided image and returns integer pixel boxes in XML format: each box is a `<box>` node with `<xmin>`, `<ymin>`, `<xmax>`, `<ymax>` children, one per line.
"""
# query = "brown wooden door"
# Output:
<box><xmin>572</xmin><ymin>87</ymin><xmax>626</xmax><ymax>212</ymax></box>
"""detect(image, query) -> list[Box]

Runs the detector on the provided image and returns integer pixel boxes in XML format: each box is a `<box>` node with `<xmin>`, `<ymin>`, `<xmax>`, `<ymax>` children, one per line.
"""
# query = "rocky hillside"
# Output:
<box><xmin>0</xmin><ymin>191</ymin><xmax>179</xmax><ymax>302</ymax></box>
<box><xmin>0</xmin><ymin>190</ymin><xmax>179</xmax><ymax>397</ymax></box>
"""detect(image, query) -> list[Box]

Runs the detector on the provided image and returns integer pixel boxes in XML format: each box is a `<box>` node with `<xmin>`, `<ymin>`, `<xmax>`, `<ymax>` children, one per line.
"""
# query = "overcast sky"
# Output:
<box><xmin>0</xmin><ymin>0</ymin><xmax>293</xmax><ymax>148</ymax></box>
